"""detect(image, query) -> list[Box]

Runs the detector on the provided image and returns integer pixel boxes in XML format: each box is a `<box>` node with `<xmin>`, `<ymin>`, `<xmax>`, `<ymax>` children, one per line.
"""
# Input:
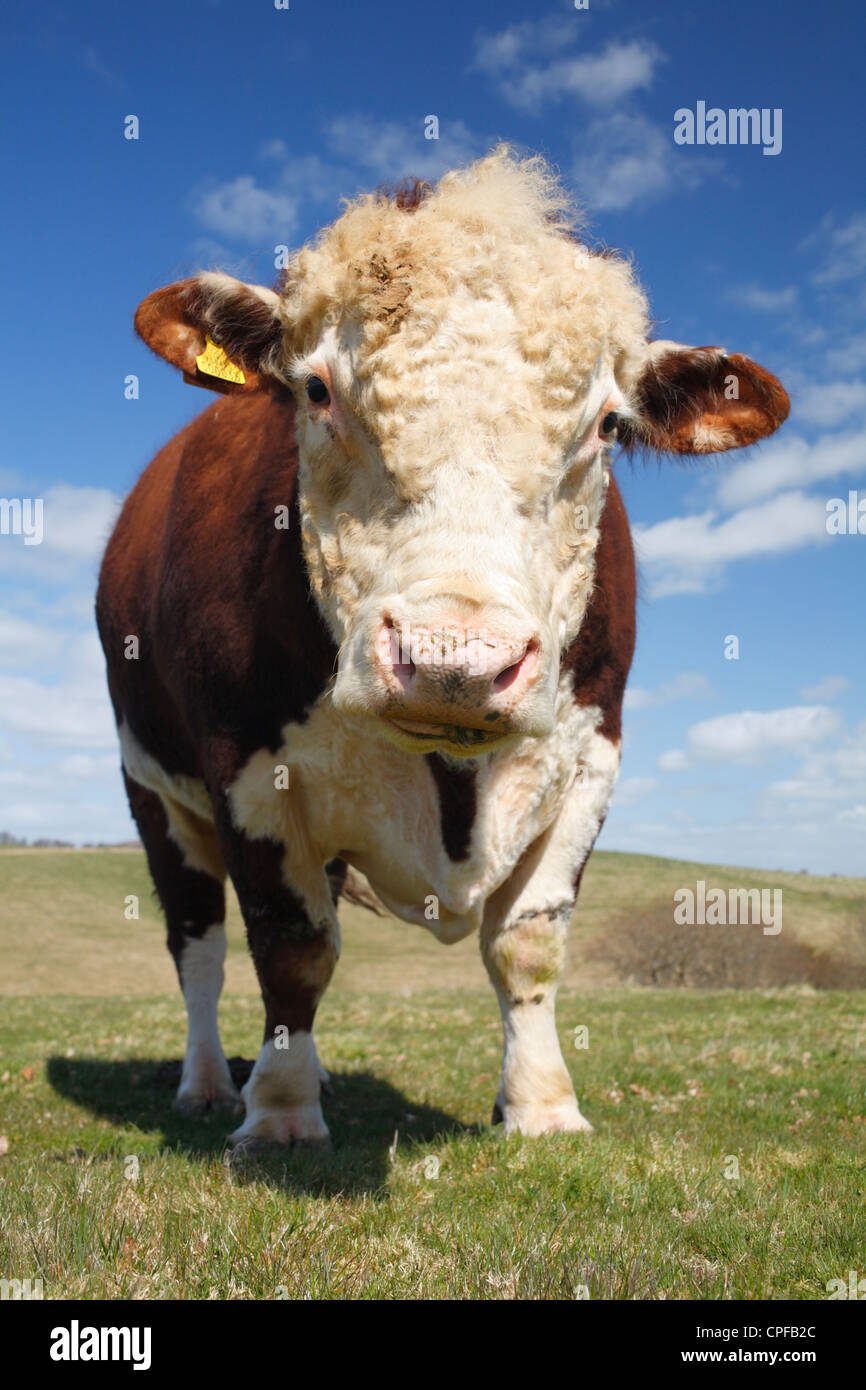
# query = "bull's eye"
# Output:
<box><xmin>601</xmin><ymin>411</ymin><xmax>619</xmax><ymax>436</ymax></box>
<box><xmin>305</xmin><ymin>375</ymin><xmax>330</xmax><ymax>406</ymax></box>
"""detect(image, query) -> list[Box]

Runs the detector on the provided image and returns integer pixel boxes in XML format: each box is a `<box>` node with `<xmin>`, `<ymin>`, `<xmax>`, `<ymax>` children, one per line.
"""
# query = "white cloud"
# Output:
<box><xmin>615</xmin><ymin>775</ymin><xmax>658</xmax><ymax>807</ymax></box>
<box><xmin>800</xmin><ymin>675</ymin><xmax>850</xmax><ymax>702</ymax></box>
<box><xmin>473</xmin><ymin>23</ymin><xmax>662</xmax><ymax>112</ymax></box>
<box><xmin>508</xmin><ymin>40</ymin><xmax>661</xmax><ymax>112</ymax></box>
<box><xmin>570</xmin><ymin>111</ymin><xmax>697</xmax><ymax>211</ymax></box>
<box><xmin>730</xmin><ymin>284</ymin><xmax>798</xmax><ymax>313</ymax></box>
<box><xmin>0</xmin><ymin>484</ymin><xmax>120</xmax><ymax>581</ymax></box>
<box><xmin>633</xmin><ymin>490</ymin><xmax>828</xmax><ymax>597</ymax></box>
<box><xmin>658</xmin><ymin>749</ymin><xmax>690</xmax><ymax>772</ymax></box>
<box><xmin>0</xmin><ymin>611</ymin><xmax>68</xmax><ymax>669</ymax></box>
<box><xmin>826</xmin><ymin>330</ymin><xmax>866</xmax><ymax>374</ymax></box>
<box><xmin>767</xmin><ymin>719</ymin><xmax>866</xmax><ymax>803</ymax></box>
<box><xmin>664</xmin><ymin>705</ymin><xmax>843</xmax><ymax>769</ymax></box>
<box><xmin>715</xmin><ymin>428</ymin><xmax>866</xmax><ymax>509</ymax></box>
<box><xmin>625</xmin><ymin>671</ymin><xmax>712</xmax><ymax>710</ymax></box>
<box><xmin>794</xmin><ymin>379</ymin><xmax>866</xmax><ymax>428</ymax></box>
<box><xmin>193</xmin><ymin>124</ymin><xmax>484</xmax><ymax>247</ymax></box>
<box><xmin>807</xmin><ymin>210</ymin><xmax>866</xmax><ymax>287</ymax></box>
<box><xmin>192</xmin><ymin>176</ymin><xmax>302</xmax><ymax>244</ymax></box>
<box><xmin>259</xmin><ymin>138</ymin><xmax>289</xmax><ymax>161</ymax></box>
<box><xmin>470</xmin><ymin>22</ymin><xmax>698</xmax><ymax>212</ymax></box>
<box><xmin>472</xmin><ymin>15</ymin><xmax>575</xmax><ymax>78</ymax></box>
<box><xmin>0</xmin><ymin>630</ymin><xmax>116</xmax><ymax>751</ymax></box>
<box><xmin>57</xmin><ymin>753</ymin><xmax>120</xmax><ymax>780</ymax></box>
<box><xmin>192</xmin><ymin>153</ymin><xmax>349</xmax><ymax>245</ymax></box>
<box><xmin>325</xmin><ymin>115</ymin><xmax>482</xmax><ymax>182</ymax></box>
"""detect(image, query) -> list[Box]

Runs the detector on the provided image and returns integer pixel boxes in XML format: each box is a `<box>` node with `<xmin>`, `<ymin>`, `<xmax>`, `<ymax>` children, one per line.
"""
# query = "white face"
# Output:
<box><xmin>291</xmin><ymin>296</ymin><xmax>625</xmax><ymax>760</ymax></box>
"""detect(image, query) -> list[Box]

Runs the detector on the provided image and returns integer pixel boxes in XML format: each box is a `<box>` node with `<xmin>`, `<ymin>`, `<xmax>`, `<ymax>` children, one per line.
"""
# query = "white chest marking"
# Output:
<box><xmin>226</xmin><ymin>675</ymin><xmax>620</xmax><ymax>941</ymax></box>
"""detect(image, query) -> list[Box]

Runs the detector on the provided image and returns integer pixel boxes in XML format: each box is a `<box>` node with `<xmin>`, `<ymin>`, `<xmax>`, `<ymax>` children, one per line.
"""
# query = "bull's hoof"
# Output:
<box><xmin>174</xmin><ymin>1088</ymin><xmax>244</xmax><ymax>1117</ymax></box>
<box><xmin>492</xmin><ymin>1102</ymin><xmax>594</xmax><ymax>1137</ymax></box>
<box><xmin>228</xmin><ymin>1101</ymin><xmax>331</xmax><ymax>1149</ymax></box>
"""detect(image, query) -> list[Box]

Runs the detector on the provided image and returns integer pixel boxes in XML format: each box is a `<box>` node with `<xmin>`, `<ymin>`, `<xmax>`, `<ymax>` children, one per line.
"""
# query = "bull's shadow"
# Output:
<box><xmin>46</xmin><ymin>1055</ymin><xmax>469</xmax><ymax>1198</ymax></box>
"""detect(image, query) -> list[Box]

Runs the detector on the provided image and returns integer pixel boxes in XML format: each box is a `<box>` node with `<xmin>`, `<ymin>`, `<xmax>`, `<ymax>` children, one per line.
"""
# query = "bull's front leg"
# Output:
<box><xmin>215</xmin><ymin>793</ymin><xmax>339</xmax><ymax>1148</ymax></box>
<box><xmin>481</xmin><ymin>900</ymin><xmax>592</xmax><ymax>1137</ymax></box>
<box><xmin>479</xmin><ymin>757</ymin><xmax>616</xmax><ymax>1137</ymax></box>
<box><xmin>232</xmin><ymin>908</ymin><xmax>337</xmax><ymax>1148</ymax></box>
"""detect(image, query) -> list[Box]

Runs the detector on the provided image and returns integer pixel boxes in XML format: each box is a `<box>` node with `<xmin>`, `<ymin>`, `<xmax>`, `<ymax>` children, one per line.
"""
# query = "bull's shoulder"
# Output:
<box><xmin>97</xmin><ymin>391</ymin><xmax>337</xmax><ymax>776</ymax></box>
<box><xmin>562</xmin><ymin>474</ymin><xmax>636</xmax><ymax>743</ymax></box>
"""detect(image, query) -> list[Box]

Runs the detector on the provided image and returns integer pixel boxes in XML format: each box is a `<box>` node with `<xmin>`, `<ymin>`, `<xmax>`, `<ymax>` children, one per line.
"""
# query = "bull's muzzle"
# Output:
<box><xmin>371</xmin><ymin>615</ymin><xmax>543</xmax><ymax>751</ymax></box>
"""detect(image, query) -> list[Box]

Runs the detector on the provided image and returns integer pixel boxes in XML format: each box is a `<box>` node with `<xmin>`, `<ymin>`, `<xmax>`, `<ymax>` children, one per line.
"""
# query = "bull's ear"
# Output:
<box><xmin>134</xmin><ymin>273</ymin><xmax>285</xmax><ymax>395</ymax></box>
<box><xmin>624</xmin><ymin>340</ymin><xmax>789</xmax><ymax>454</ymax></box>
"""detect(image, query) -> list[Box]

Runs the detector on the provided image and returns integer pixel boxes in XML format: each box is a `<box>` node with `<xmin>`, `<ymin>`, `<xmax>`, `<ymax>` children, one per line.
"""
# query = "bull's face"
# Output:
<box><xmin>135</xmin><ymin>150</ymin><xmax>789</xmax><ymax>758</ymax></box>
<box><xmin>291</xmin><ymin>313</ymin><xmax>627</xmax><ymax>756</ymax></box>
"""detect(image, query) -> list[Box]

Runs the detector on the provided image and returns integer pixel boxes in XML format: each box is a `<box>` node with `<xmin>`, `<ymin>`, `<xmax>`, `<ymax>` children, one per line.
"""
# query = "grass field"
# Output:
<box><xmin>0</xmin><ymin>848</ymin><xmax>864</xmax><ymax>1299</ymax></box>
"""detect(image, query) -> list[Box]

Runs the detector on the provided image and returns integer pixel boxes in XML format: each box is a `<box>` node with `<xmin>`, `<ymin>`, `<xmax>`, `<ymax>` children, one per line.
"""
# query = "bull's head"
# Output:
<box><xmin>135</xmin><ymin>149</ymin><xmax>789</xmax><ymax>758</ymax></box>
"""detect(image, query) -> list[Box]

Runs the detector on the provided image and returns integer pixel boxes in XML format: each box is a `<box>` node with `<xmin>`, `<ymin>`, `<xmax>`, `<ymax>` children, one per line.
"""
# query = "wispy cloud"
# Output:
<box><xmin>0</xmin><ymin>484</ymin><xmax>120</xmax><ymax>582</ymax></box>
<box><xmin>730</xmin><ymin>284</ymin><xmax>799</xmax><ymax>313</ymax></box>
<box><xmin>193</xmin><ymin>177</ymin><xmax>303</xmax><ymax>244</ymax></box>
<box><xmin>800</xmin><ymin>675</ymin><xmax>850</xmax><ymax>702</ymax></box>
<box><xmin>660</xmin><ymin>705</ymin><xmax>843</xmax><ymax>769</ymax></box>
<box><xmin>471</xmin><ymin>15</ymin><xmax>717</xmax><ymax>211</ymax></box>
<box><xmin>0</xmin><ymin>631</ymin><xmax>116</xmax><ymax>752</ymax></box>
<box><xmin>715</xmin><ymin>427</ymin><xmax>866</xmax><ymax>509</ymax></box>
<box><xmin>79</xmin><ymin>45</ymin><xmax>125</xmax><ymax>95</ymax></box>
<box><xmin>767</xmin><ymin>719</ymin><xmax>866</xmax><ymax>804</ymax></box>
<box><xmin>625</xmin><ymin>671</ymin><xmax>712</xmax><ymax>711</ymax></box>
<box><xmin>571</xmin><ymin>110</ymin><xmax>710</xmax><ymax>212</ymax></box>
<box><xmin>795</xmin><ymin>379</ymin><xmax>866</xmax><ymax>427</ymax></box>
<box><xmin>805</xmin><ymin>210</ymin><xmax>866</xmax><ymax>287</ymax></box>
<box><xmin>616</xmin><ymin>775</ymin><xmax>659</xmax><ymax>807</ymax></box>
<box><xmin>472</xmin><ymin>14</ymin><xmax>575</xmax><ymax>80</ymax></box>
<box><xmin>474</xmin><ymin>29</ymin><xmax>663</xmax><ymax>113</ymax></box>
<box><xmin>633</xmin><ymin>490</ymin><xmax>828</xmax><ymax>598</ymax></box>
<box><xmin>324</xmin><ymin>115</ymin><xmax>482</xmax><ymax>182</ymax></box>
<box><xmin>192</xmin><ymin>119</ymin><xmax>485</xmax><ymax>246</ymax></box>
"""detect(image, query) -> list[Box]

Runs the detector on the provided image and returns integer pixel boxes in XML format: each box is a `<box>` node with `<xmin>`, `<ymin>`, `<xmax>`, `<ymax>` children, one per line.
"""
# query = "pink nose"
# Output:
<box><xmin>374</xmin><ymin>617</ymin><xmax>540</xmax><ymax>732</ymax></box>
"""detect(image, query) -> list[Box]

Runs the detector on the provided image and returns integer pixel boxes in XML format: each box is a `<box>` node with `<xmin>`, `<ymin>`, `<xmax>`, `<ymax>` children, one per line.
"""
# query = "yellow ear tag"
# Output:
<box><xmin>195</xmin><ymin>336</ymin><xmax>246</xmax><ymax>384</ymax></box>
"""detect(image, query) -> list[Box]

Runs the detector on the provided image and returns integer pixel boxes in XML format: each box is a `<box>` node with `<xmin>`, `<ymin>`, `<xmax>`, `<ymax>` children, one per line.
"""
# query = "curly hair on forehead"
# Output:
<box><xmin>277</xmin><ymin>146</ymin><xmax>651</xmax><ymax>397</ymax></box>
<box><xmin>373</xmin><ymin>177</ymin><xmax>434</xmax><ymax>212</ymax></box>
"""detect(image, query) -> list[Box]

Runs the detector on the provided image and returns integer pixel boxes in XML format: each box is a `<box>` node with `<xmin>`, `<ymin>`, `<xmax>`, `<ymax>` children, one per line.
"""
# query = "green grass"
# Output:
<box><xmin>1</xmin><ymin>988</ymin><xmax>864</xmax><ymax>1299</ymax></box>
<box><xmin>1</xmin><ymin>848</ymin><xmax>864</xmax><ymax>1299</ymax></box>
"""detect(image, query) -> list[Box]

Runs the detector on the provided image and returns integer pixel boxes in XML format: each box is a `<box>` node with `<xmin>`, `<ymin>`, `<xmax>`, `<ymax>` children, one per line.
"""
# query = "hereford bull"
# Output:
<box><xmin>97</xmin><ymin>149</ymin><xmax>789</xmax><ymax>1144</ymax></box>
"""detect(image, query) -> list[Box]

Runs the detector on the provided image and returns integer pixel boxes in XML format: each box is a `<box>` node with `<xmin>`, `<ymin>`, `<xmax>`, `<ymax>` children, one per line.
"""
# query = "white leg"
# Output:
<box><xmin>229</xmin><ymin>1032</ymin><xmax>329</xmax><ymax>1147</ymax></box>
<box><xmin>174</xmin><ymin>924</ymin><xmax>241</xmax><ymax>1115</ymax></box>
<box><xmin>480</xmin><ymin>734</ymin><xmax>619</xmax><ymax>1136</ymax></box>
<box><xmin>483</xmin><ymin>908</ymin><xmax>593</xmax><ymax>1136</ymax></box>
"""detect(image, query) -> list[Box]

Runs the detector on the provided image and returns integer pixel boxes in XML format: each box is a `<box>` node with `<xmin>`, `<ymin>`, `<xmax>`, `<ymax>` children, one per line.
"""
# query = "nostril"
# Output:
<box><xmin>492</xmin><ymin>659</ymin><xmax>524</xmax><ymax>695</ymax></box>
<box><xmin>394</xmin><ymin>653</ymin><xmax>416</xmax><ymax>690</ymax></box>
<box><xmin>492</xmin><ymin>641</ymin><xmax>539</xmax><ymax>695</ymax></box>
<box><xmin>381</xmin><ymin>616</ymin><xmax>415</xmax><ymax>691</ymax></box>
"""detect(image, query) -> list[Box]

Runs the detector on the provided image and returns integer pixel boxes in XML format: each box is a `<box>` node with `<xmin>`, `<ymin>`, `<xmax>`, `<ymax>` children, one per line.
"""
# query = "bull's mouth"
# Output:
<box><xmin>386</xmin><ymin>717</ymin><xmax>505</xmax><ymax>751</ymax></box>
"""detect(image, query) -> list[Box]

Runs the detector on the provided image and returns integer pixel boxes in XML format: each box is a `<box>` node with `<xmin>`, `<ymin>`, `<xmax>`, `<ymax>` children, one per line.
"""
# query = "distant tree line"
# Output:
<box><xmin>0</xmin><ymin>831</ymin><xmax>141</xmax><ymax>849</ymax></box>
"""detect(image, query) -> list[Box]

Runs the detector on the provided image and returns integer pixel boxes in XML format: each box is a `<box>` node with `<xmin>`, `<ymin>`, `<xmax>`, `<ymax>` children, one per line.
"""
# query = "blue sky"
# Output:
<box><xmin>1</xmin><ymin>0</ymin><xmax>864</xmax><ymax>873</ymax></box>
